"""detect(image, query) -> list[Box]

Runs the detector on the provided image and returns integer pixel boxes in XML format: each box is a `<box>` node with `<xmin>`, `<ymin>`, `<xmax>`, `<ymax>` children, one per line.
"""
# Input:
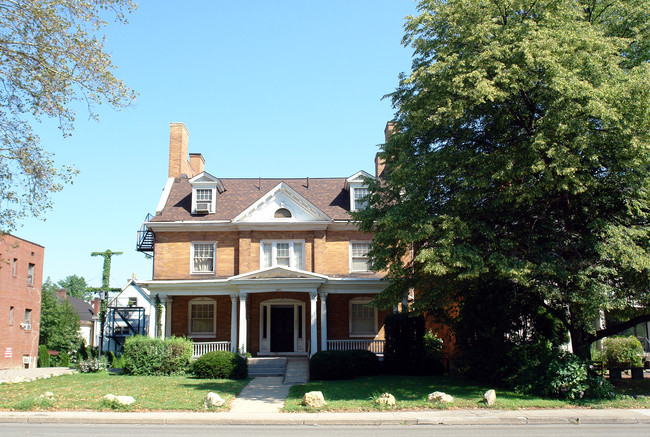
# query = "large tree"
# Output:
<box><xmin>40</xmin><ymin>278</ymin><xmax>83</xmax><ymax>353</ymax></box>
<box><xmin>0</xmin><ymin>0</ymin><xmax>136</xmax><ymax>232</ymax></box>
<box><xmin>357</xmin><ymin>0</ymin><xmax>650</xmax><ymax>359</ymax></box>
<box><xmin>57</xmin><ymin>274</ymin><xmax>91</xmax><ymax>300</ymax></box>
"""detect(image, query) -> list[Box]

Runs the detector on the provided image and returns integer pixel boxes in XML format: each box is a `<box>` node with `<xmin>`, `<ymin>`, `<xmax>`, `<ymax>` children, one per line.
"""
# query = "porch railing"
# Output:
<box><xmin>193</xmin><ymin>341</ymin><xmax>232</xmax><ymax>358</ymax></box>
<box><xmin>327</xmin><ymin>339</ymin><xmax>385</xmax><ymax>355</ymax></box>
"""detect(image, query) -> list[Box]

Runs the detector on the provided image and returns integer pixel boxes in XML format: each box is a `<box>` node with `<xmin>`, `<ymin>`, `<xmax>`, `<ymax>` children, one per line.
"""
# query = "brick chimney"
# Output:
<box><xmin>168</xmin><ymin>122</ymin><xmax>195</xmax><ymax>179</ymax></box>
<box><xmin>189</xmin><ymin>153</ymin><xmax>205</xmax><ymax>175</ymax></box>
<box><xmin>56</xmin><ymin>289</ymin><xmax>67</xmax><ymax>300</ymax></box>
<box><xmin>375</xmin><ymin>121</ymin><xmax>397</xmax><ymax>178</ymax></box>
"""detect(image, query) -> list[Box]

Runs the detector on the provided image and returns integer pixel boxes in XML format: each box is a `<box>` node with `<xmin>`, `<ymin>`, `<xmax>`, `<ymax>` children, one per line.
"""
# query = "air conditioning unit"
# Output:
<box><xmin>23</xmin><ymin>356</ymin><xmax>32</xmax><ymax>365</ymax></box>
<box><xmin>20</xmin><ymin>323</ymin><xmax>31</xmax><ymax>330</ymax></box>
<box><xmin>195</xmin><ymin>202</ymin><xmax>211</xmax><ymax>214</ymax></box>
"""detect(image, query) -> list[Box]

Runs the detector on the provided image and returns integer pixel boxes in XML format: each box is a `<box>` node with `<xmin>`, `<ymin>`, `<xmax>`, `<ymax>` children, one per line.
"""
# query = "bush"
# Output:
<box><xmin>77</xmin><ymin>357</ymin><xmax>107</xmax><ymax>373</ymax></box>
<box><xmin>310</xmin><ymin>350</ymin><xmax>379</xmax><ymax>380</ymax></box>
<box><xmin>190</xmin><ymin>351</ymin><xmax>248</xmax><ymax>379</ymax></box>
<box><xmin>78</xmin><ymin>343</ymin><xmax>89</xmax><ymax>361</ymax></box>
<box><xmin>383</xmin><ymin>313</ymin><xmax>443</xmax><ymax>375</ymax></box>
<box><xmin>59</xmin><ymin>352</ymin><xmax>70</xmax><ymax>367</ymax></box>
<box><xmin>38</xmin><ymin>345</ymin><xmax>50</xmax><ymax>368</ymax></box>
<box><xmin>122</xmin><ymin>336</ymin><xmax>193</xmax><ymax>376</ymax></box>
<box><xmin>603</xmin><ymin>336</ymin><xmax>644</xmax><ymax>368</ymax></box>
<box><xmin>107</xmin><ymin>351</ymin><xmax>116</xmax><ymax>366</ymax></box>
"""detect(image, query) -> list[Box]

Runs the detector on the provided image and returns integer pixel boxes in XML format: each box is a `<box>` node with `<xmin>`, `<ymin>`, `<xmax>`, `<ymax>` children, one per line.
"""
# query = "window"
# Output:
<box><xmin>274</xmin><ymin>208</ymin><xmax>292</xmax><ymax>218</ymax></box>
<box><xmin>188</xmin><ymin>299</ymin><xmax>216</xmax><ymax>336</ymax></box>
<box><xmin>353</xmin><ymin>187</ymin><xmax>369</xmax><ymax>211</ymax></box>
<box><xmin>349</xmin><ymin>299</ymin><xmax>377</xmax><ymax>337</ymax></box>
<box><xmin>12</xmin><ymin>258</ymin><xmax>17</xmax><ymax>276</ymax></box>
<box><xmin>261</xmin><ymin>241</ymin><xmax>304</xmax><ymax>269</ymax></box>
<box><xmin>350</xmin><ymin>242</ymin><xmax>371</xmax><ymax>272</ymax></box>
<box><xmin>192</xmin><ymin>242</ymin><xmax>216</xmax><ymax>273</ymax></box>
<box><xmin>9</xmin><ymin>306</ymin><xmax>14</xmax><ymax>325</ymax></box>
<box><xmin>128</xmin><ymin>297</ymin><xmax>137</xmax><ymax>307</ymax></box>
<box><xmin>27</xmin><ymin>263</ymin><xmax>35</xmax><ymax>285</ymax></box>
<box><xmin>23</xmin><ymin>309</ymin><xmax>32</xmax><ymax>330</ymax></box>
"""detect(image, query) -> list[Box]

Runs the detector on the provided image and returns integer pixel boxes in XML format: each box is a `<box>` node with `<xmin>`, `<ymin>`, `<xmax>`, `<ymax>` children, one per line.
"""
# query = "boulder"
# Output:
<box><xmin>375</xmin><ymin>392</ymin><xmax>396</xmax><ymax>406</ymax></box>
<box><xmin>103</xmin><ymin>394</ymin><xmax>135</xmax><ymax>406</ymax></box>
<box><xmin>204</xmin><ymin>392</ymin><xmax>225</xmax><ymax>408</ymax></box>
<box><xmin>302</xmin><ymin>391</ymin><xmax>326</xmax><ymax>408</ymax></box>
<box><xmin>428</xmin><ymin>391</ymin><xmax>454</xmax><ymax>403</ymax></box>
<box><xmin>483</xmin><ymin>389</ymin><xmax>496</xmax><ymax>406</ymax></box>
<box><xmin>11</xmin><ymin>376</ymin><xmax>24</xmax><ymax>384</ymax></box>
<box><xmin>37</xmin><ymin>392</ymin><xmax>56</xmax><ymax>402</ymax></box>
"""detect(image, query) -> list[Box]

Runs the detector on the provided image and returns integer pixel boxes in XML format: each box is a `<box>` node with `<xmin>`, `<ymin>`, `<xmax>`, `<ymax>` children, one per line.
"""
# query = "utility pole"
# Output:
<box><xmin>91</xmin><ymin>250</ymin><xmax>122</xmax><ymax>357</ymax></box>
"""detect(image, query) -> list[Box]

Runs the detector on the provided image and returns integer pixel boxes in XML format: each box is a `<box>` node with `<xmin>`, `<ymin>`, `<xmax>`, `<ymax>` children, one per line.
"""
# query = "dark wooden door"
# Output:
<box><xmin>270</xmin><ymin>307</ymin><xmax>294</xmax><ymax>352</ymax></box>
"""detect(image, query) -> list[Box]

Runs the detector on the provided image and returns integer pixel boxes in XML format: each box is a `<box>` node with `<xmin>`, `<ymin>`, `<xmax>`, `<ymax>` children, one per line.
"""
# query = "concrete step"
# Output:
<box><xmin>248</xmin><ymin>357</ymin><xmax>287</xmax><ymax>377</ymax></box>
<box><xmin>283</xmin><ymin>357</ymin><xmax>309</xmax><ymax>384</ymax></box>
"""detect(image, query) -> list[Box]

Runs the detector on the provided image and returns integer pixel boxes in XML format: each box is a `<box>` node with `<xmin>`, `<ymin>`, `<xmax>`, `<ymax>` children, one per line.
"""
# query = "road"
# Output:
<box><xmin>2</xmin><ymin>423</ymin><xmax>650</xmax><ymax>436</ymax></box>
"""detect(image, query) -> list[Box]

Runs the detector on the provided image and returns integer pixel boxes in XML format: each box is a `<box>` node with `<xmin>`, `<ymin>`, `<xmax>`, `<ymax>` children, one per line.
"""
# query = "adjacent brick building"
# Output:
<box><xmin>0</xmin><ymin>235</ymin><xmax>43</xmax><ymax>369</ymax></box>
<box><xmin>138</xmin><ymin>123</ymin><xmax>391</xmax><ymax>357</ymax></box>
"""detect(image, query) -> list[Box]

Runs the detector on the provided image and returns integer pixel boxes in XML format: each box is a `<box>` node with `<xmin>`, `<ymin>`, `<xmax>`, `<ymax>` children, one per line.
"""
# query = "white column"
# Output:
<box><xmin>319</xmin><ymin>292</ymin><xmax>328</xmax><ymax>352</ymax></box>
<box><xmin>164</xmin><ymin>296</ymin><xmax>173</xmax><ymax>338</ymax></box>
<box><xmin>230</xmin><ymin>294</ymin><xmax>239</xmax><ymax>353</ymax></box>
<box><xmin>158</xmin><ymin>295</ymin><xmax>167</xmax><ymax>338</ymax></box>
<box><xmin>310</xmin><ymin>291</ymin><xmax>318</xmax><ymax>357</ymax></box>
<box><xmin>238</xmin><ymin>292</ymin><xmax>248</xmax><ymax>353</ymax></box>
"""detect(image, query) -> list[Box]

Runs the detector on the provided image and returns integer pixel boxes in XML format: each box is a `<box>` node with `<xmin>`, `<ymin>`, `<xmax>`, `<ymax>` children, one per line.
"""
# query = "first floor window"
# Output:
<box><xmin>261</xmin><ymin>241</ymin><xmax>304</xmax><ymax>269</ymax></box>
<box><xmin>350</xmin><ymin>242</ymin><xmax>371</xmax><ymax>272</ymax></box>
<box><xmin>349</xmin><ymin>299</ymin><xmax>376</xmax><ymax>337</ymax></box>
<box><xmin>192</xmin><ymin>242</ymin><xmax>215</xmax><ymax>273</ymax></box>
<box><xmin>189</xmin><ymin>299</ymin><xmax>216</xmax><ymax>336</ymax></box>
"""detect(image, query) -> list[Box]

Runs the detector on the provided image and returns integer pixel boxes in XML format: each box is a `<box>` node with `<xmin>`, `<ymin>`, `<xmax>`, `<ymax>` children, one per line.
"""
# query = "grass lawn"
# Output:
<box><xmin>0</xmin><ymin>372</ymin><xmax>250</xmax><ymax>412</ymax></box>
<box><xmin>284</xmin><ymin>375</ymin><xmax>650</xmax><ymax>412</ymax></box>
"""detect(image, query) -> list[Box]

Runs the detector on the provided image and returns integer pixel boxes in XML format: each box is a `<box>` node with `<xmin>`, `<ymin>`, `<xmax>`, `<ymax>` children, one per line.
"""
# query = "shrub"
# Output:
<box><xmin>310</xmin><ymin>350</ymin><xmax>379</xmax><ymax>380</ymax></box>
<box><xmin>112</xmin><ymin>355</ymin><xmax>126</xmax><ymax>369</ymax></box>
<box><xmin>59</xmin><ymin>352</ymin><xmax>70</xmax><ymax>367</ymax></box>
<box><xmin>383</xmin><ymin>313</ymin><xmax>443</xmax><ymax>375</ymax></box>
<box><xmin>191</xmin><ymin>351</ymin><xmax>248</xmax><ymax>379</ymax></box>
<box><xmin>603</xmin><ymin>336</ymin><xmax>644</xmax><ymax>368</ymax></box>
<box><xmin>78</xmin><ymin>343</ymin><xmax>89</xmax><ymax>361</ymax></box>
<box><xmin>38</xmin><ymin>345</ymin><xmax>50</xmax><ymax>368</ymax></box>
<box><xmin>122</xmin><ymin>335</ymin><xmax>193</xmax><ymax>376</ymax></box>
<box><xmin>107</xmin><ymin>351</ymin><xmax>116</xmax><ymax>366</ymax></box>
<box><xmin>77</xmin><ymin>357</ymin><xmax>107</xmax><ymax>373</ymax></box>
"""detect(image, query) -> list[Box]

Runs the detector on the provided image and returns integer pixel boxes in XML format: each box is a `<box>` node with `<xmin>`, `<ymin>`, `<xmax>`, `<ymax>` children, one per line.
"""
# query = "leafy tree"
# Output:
<box><xmin>57</xmin><ymin>275</ymin><xmax>91</xmax><ymax>300</ymax></box>
<box><xmin>0</xmin><ymin>0</ymin><xmax>136</xmax><ymax>232</ymax></box>
<box><xmin>356</xmin><ymin>0</ymin><xmax>650</xmax><ymax>359</ymax></box>
<box><xmin>39</xmin><ymin>278</ymin><xmax>83</xmax><ymax>353</ymax></box>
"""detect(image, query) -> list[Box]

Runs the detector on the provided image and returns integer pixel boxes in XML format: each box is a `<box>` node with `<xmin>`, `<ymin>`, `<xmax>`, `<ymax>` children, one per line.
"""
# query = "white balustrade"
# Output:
<box><xmin>326</xmin><ymin>339</ymin><xmax>385</xmax><ymax>355</ymax></box>
<box><xmin>193</xmin><ymin>341</ymin><xmax>232</xmax><ymax>358</ymax></box>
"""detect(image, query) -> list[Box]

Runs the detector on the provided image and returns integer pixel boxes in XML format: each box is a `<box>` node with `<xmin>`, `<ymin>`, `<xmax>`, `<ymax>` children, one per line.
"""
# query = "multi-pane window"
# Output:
<box><xmin>27</xmin><ymin>263</ymin><xmax>35</xmax><ymax>285</ymax></box>
<box><xmin>23</xmin><ymin>309</ymin><xmax>32</xmax><ymax>330</ymax></box>
<box><xmin>349</xmin><ymin>300</ymin><xmax>376</xmax><ymax>336</ymax></box>
<box><xmin>192</xmin><ymin>243</ymin><xmax>215</xmax><ymax>273</ymax></box>
<box><xmin>261</xmin><ymin>241</ymin><xmax>304</xmax><ymax>269</ymax></box>
<box><xmin>196</xmin><ymin>188</ymin><xmax>212</xmax><ymax>202</ymax></box>
<box><xmin>350</xmin><ymin>242</ymin><xmax>371</xmax><ymax>272</ymax></box>
<box><xmin>353</xmin><ymin>187</ymin><xmax>369</xmax><ymax>211</ymax></box>
<box><xmin>189</xmin><ymin>300</ymin><xmax>216</xmax><ymax>336</ymax></box>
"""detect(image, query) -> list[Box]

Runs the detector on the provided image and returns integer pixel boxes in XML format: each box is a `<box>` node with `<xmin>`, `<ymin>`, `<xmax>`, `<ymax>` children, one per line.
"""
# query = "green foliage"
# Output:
<box><xmin>603</xmin><ymin>336</ymin><xmax>645</xmax><ymax>368</ymax></box>
<box><xmin>383</xmin><ymin>313</ymin><xmax>443</xmax><ymax>375</ymax></box>
<box><xmin>190</xmin><ymin>351</ymin><xmax>248</xmax><ymax>379</ymax></box>
<box><xmin>59</xmin><ymin>353</ymin><xmax>70</xmax><ymax>367</ymax></box>
<box><xmin>77</xmin><ymin>357</ymin><xmax>108</xmax><ymax>373</ymax></box>
<box><xmin>355</xmin><ymin>0</ymin><xmax>650</xmax><ymax>359</ymax></box>
<box><xmin>0</xmin><ymin>0</ymin><xmax>136</xmax><ymax>233</ymax></box>
<box><xmin>309</xmin><ymin>350</ymin><xmax>380</xmax><ymax>380</ymax></box>
<box><xmin>38</xmin><ymin>345</ymin><xmax>50</xmax><ymax>368</ymax></box>
<box><xmin>39</xmin><ymin>281</ymin><xmax>83</xmax><ymax>354</ymax></box>
<box><xmin>77</xmin><ymin>343</ymin><xmax>89</xmax><ymax>361</ymax></box>
<box><xmin>122</xmin><ymin>336</ymin><xmax>193</xmax><ymax>376</ymax></box>
<box><xmin>107</xmin><ymin>351</ymin><xmax>116</xmax><ymax>366</ymax></box>
<box><xmin>112</xmin><ymin>356</ymin><xmax>126</xmax><ymax>369</ymax></box>
<box><xmin>56</xmin><ymin>275</ymin><xmax>91</xmax><ymax>300</ymax></box>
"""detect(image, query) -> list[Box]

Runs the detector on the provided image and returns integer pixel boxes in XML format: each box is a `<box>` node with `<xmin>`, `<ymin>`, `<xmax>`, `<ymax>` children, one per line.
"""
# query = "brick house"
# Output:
<box><xmin>137</xmin><ymin>123</ymin><xmax>391</xmax><ymax>357</ymax></box>
<box><xmin>0</xmin><ymin>235</ymin><xmax>44</xmax><ymax>369</ymax></box>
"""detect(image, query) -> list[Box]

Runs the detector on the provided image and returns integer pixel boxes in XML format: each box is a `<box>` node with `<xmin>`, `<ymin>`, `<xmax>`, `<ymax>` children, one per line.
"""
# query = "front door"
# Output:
<box><xmin>270</xmin><ymin>306</ymin><xmax>294</xmax><ymax>352</ymax></box>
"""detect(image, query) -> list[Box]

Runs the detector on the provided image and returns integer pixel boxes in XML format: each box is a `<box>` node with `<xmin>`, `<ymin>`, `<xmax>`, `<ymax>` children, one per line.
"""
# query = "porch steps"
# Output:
<box><xmin>283</xmin><ymin>357</ymin><xmax>309</xmax><ymax>384</ymax></box>
<box><xmin>248</xmin><ymin>357</ymin><xmax>287</xmax><ymax>377</ymax></box>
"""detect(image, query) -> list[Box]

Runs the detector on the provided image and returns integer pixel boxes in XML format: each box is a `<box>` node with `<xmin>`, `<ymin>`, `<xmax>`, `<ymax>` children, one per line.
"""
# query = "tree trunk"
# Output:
<box><xmin>569</xmin><ymin>328</ymin><xmax>591</xmax><ymax>360</ymax></box>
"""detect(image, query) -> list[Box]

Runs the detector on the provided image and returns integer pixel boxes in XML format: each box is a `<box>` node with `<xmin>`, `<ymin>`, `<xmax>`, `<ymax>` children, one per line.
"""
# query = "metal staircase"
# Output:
<box><xmin>136</xmin><ymin>213</ymin><xmax>154</xmax><ymax>253</ymax></box>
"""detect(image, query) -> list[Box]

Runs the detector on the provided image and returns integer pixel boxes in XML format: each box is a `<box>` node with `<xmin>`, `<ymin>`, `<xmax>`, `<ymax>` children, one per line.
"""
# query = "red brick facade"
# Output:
<box><xmin>0</xmin><ymin>235</ymin><xmax>44</xmax><ymax>369</ymax></box>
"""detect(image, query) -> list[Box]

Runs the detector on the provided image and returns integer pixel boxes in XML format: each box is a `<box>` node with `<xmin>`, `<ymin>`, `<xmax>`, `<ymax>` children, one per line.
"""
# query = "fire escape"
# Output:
<box><xmin>136</xmin><ymin>213</ymin><xmax>154</xmax><ymax>253</ymax></box>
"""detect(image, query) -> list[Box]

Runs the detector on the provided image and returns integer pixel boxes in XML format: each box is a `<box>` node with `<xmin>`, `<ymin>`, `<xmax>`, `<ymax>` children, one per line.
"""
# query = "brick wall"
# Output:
<box><xmin>170</xmin><ymin>295</ymin><xmax>232</xmax><ymax>342</ymax></box>
<box><xmin>0</xmin><ymin>235</ymin><xmax>44</xmax><ymax>369</ymax></box>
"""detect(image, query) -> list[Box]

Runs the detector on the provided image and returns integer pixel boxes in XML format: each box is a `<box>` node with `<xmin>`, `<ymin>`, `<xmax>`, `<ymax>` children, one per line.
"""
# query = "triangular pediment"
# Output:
<box><xmin>189</xmin><ymin>172</ymin><xmax>225</xmax><ymax>192</ymax></box>
<box><xmin>230</xmin><ymin>266</ymin><xmax>328</xmax><ymax>281</ymax></box>
<box><xmin>345</xmin><ymin>170</ymin><xmax>374</xmax><ymax>190</ymax></box>
<box><xmin>233</xmin><ymin>182</ymin><xmax>332</xmax><ymax>223</ymax></box>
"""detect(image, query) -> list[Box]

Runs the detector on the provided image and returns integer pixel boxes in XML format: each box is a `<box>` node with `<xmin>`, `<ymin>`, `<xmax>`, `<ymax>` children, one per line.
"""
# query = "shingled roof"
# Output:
<box><xmin>151</xmin><ymin>177</ymin><xmax>353</xmax><ymax>222</ymax></box>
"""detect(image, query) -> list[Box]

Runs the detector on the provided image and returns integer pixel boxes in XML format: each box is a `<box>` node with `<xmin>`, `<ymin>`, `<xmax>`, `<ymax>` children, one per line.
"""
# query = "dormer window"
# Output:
<box><xmin>274</xmin><ymin>208</ymin><xmax>292</xmax><ymax>218</ymax></box>
<box><xmin>189</xmin><ymin>171</ymin><xmax>224</xmax><ymax>215</ymax></box>
<box><xmin>346</xmin><ymin>170</ymin><xmax>374</xmax><ymax>212</ymax></box>
<box><xmin>195</xmin><ymin>189</ymin><xmax>213</xmax><ymax>213</ymax></box>
<box><xmin>353</xmin><ymin>187</ymin><xmax>369</xmax><ymax>211</ymax></box>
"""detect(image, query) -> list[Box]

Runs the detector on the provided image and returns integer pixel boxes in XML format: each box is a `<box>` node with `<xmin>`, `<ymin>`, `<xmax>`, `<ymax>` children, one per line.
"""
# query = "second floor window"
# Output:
<box><xmin>261</xmin><ymin>241</ymin><xmax>304</xmax><ymax>270</ymax></box>
<box><xmin>192</xmin><ymin>242</ymin><xmax>215</xmax><ymax>273</ymax></box>
<box><xmin>27</xmin><ymin>263</ymin><xmax>35</xmax><ymax>285</ymax></box>
<box><xmin>23</xmin><ymin>309</ymin><xmax>32</xmax><ymax>330</ymax></box>
<box><xmin>350</xmin><ymin>242</ymin><xmax>371</xmax><ymax>272</ymax></box>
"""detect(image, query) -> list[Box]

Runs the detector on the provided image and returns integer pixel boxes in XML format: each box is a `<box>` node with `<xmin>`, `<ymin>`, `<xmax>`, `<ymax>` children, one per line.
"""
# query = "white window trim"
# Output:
<box><xmin>188</xmin><ymin>298</ymin><xmax>217</xmax><ymax>338</ymax></box>
<box><xmin>350</xmin><ymin>186</ymin><xmax>369</xmax><ymax>212</ymax></box>
<box><xmin>349</xmin><ymin>297</ymin><xmax>378</xmax><ymax>338</ymax></box>
<box><xmin>260</xmin><ymin>240</ymin><xmax>305</xmax><ymax>270</ymax></box>
<box><xmin>191</xmin><ymin>186</ymin><xmax>216</xmax><ymax>214</ymax></box>
<box><xmin>349</xmin><ymin>241</ymin><xmax>371</xmax><ymax>273</ymax></box>
<box><xmin>191</xmin><ymin>242</ymin><xmax>217</xmax><ymax>274</ymax></box>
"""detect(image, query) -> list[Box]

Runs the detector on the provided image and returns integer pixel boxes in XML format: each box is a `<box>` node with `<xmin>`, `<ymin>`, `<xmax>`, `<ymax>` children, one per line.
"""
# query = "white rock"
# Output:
<box><xmin>37</xmin><ymin>392</ymin><xmax>56</xmax><ymax>402</ymax></box>
<box><xmin>11</xmin><ymin>376</ymin><xmax>24</xmax><ymax>383</ymax></box>
<box><xmin>103</xmin><ymin>394</ymin><xmax>135</xmax><ymax>406</ymax></box>
<box><xmin>302</xmin><ymin>391</ymin><xmax>326</xmax><ymax>408</ymax></box>
<box><xmin>204</xmin><ymin>392</ymin><xmax>225</xmax><ymax>408</ymax></box>
<box><xmin>375</xmin><ymin>392</ymin><xmax>396</xmax><ymax>406</ymax></box>
<box><xmin>428</xmin><ymin>391</ymin><xmax>454</xmax><ymax>403</ymax></box>
<box><xmin>483</xmin><ymin>389</ymin><xmax>496</xmax><ymax>406</ymax></box>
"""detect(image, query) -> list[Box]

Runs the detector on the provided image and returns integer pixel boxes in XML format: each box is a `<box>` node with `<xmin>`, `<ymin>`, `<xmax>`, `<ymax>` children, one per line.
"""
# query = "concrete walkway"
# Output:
<box><xmin>230</xmin><ymin>377</ymin><xmax>293</xmax><ymax>413</ymax></box>
<box><xmin>0</xmin><ymin>367</ymin><xmax>76</xmax><ymax>384</ymax></box>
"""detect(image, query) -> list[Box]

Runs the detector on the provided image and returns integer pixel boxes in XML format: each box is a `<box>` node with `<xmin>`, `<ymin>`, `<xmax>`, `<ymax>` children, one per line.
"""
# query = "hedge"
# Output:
<box><xmin>191</xmin><ymin>351</ymin><xmax>248</xmax><ymax>379</ymax></box>
<box><xmin>122</xmin><ymin>335</ymin><xmax>193</xmax><ymax>375</ymax></box>
<box><xmin>309</xmin><ymin>350</ymin><xmax>379</xmax><ymax>380</ymax></box>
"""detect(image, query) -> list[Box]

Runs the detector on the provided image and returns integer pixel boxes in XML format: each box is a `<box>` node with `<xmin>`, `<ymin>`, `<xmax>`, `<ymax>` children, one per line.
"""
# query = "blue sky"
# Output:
<box><xmin>17</xmin><ymin>0</ymin><xmax>418</xmax><ymax>290</ymax></box>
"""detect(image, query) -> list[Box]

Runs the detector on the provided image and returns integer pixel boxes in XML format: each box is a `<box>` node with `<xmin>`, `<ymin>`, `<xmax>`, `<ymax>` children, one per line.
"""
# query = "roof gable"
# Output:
<box><xmin>230</xmin><ymin>266</ymin><xmax>328</xmax><ymax>281</ymax></box>
<box><xmin>233</xmin><ymin>182</ymin><xmax>332</xmax><ymax>223</ymax></box>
